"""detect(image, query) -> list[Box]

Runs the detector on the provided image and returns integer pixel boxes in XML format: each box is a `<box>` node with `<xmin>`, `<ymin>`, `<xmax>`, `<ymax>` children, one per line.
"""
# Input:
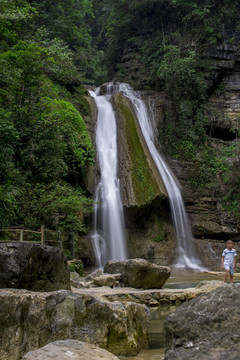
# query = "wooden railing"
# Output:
<box><xmin>0</xmin><ymin>225</ymin><xmax>76</xmax><ymax>258</ymax></box>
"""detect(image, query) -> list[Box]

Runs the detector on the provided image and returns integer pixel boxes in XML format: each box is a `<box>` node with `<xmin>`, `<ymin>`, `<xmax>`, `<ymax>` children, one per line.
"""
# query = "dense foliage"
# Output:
<box><xmin>0</xmin><ymin>0</ymin><xmax>95</xmax><ymax>232</ymax></box>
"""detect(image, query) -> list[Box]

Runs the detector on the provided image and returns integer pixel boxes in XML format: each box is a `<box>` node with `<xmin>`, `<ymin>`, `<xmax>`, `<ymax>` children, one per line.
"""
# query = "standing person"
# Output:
<box><xmin>221</xmin><ymin>240</ymin><xmax>237</xmax><ymax>283</ymax></box>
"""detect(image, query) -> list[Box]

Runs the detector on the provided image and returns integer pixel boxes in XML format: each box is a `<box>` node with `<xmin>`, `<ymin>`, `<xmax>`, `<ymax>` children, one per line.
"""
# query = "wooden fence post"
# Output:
<box><xmin>41</xmin><ymin>225</ymin><xmax>45</xmax><ymax>245</ymax></box>
<box><xmin>58</xmin><ymin>231</ymin><xmax>62</xmax><ymax>250</ymax></box>
<box><xmin>20</xmin><ymin>230</ymin><xmax>23</xmax><ymax>242</ymax></box>
<box><xmin>69</xmin><ymin>232</ymin><xmax>75</xmax><ymax>259</ymax></box>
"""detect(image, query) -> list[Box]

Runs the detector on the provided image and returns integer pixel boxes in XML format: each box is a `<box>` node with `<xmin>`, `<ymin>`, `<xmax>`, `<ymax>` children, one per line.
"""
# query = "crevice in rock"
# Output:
<box><xmin>195</xmin><ymin>233</ymin><xmax>238</xmax><ymax>241</ymax></box>
<box><xmin>207</xmin><ymin>126</ymin><xmax>237</xmax><ymax>141</ymax></box>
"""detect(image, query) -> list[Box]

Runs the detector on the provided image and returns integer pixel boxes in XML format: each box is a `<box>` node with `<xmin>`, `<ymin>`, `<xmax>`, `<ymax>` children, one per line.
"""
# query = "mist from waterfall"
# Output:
<box><xmin>116</xmin><ymin>83</ymin><xmax>205</xmax><ymax>271</ymax></box>
<box><xmin>89</xmin><ymin>87</ymin><xmax>127</xmax><ymax>268</ymax></box>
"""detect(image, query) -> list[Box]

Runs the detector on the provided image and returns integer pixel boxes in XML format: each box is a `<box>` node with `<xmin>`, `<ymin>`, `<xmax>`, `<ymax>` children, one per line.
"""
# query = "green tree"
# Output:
<box><xmin>28</xmin><ymin>0</ymin><xmax>93</xmax><ymax>47</ymax></box>
<box><xmin>157</xmin><ymin>45</ymin><xmax>207</xmax><ymax>102</ymax></box>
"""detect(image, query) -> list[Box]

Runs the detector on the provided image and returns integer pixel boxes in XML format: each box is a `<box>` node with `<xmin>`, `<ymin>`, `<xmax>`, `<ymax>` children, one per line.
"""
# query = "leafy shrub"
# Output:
<box><xmin>69</xmin><ymin>260</ymin><xmax>84</xmax><ymax>276</ymax></box>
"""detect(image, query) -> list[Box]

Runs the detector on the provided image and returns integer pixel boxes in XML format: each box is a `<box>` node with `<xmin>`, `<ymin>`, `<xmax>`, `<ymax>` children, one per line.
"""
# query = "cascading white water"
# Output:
<box><xmin>89</xmin><ymin>87</ymin><xmax>127</xmax><ymax>268</ymax></box>
<box><xmin>116</xmin><ymin>83</ymin><xmax>205</xmax><ymax>271</ymax></box>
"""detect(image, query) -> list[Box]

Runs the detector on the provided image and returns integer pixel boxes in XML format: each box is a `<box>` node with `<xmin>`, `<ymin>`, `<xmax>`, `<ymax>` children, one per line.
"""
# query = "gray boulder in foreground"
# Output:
<box><xmin>104</xmin><ymin>258</ymin><xmax>171</xmax><ymax>289</ymax></box>
<box><xmin>0</xmin><ymin>288</ymin><xmax>149</xmax><ymax>360</ymax></box>
<box><xmin>164</xmin><ymin>283</ymin><xmax>240</xmax><ymax>360</ymax></box>
<box><xmin>22</xmin><ymin>340</ymin><xmax>120</xmax><ymax>360</ymax></box>
<box><xmin>0</xmin><ymin>242</ymin><xmax>70</xmax><ymax>291</ymax></box>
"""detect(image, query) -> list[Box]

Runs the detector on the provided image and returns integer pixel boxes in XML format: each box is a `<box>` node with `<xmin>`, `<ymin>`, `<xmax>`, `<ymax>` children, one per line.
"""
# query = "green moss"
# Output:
<box><xmin>106</xmin><ymin>328</ymin><xmax>137</xmax><ymax>356</ymax></box>
<box><xmin>115</xmin><ymin>93</ymin><xmax>160</xmax><ymax>205</ymax></box>
<box><xmin>134</xmin><ymin>325</ymin><xmax>148</xmax><ymax>349</ymax></box>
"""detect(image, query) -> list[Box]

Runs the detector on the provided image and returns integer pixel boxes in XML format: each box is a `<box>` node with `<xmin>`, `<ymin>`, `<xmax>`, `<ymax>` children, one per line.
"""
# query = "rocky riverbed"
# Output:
<box><xmin>1</xmin><ymin>243</ymin><xmax>240</xmax><ymax>360</ymax></box>
<box><xmin>72</xmin><ymin>278</ymin><xmax>227</xmax><ymax>306</ymax></box>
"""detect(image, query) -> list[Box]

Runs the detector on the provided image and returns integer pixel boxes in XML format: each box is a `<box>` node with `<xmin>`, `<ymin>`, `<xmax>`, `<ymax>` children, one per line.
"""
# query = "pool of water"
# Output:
<box><xmin>120</xmin><ymin>306</ymin><xmax>177</xmax><ymax>360</ymax></box>
<box><xmin>120</xmin><ymin>349</ymin><xmax>164</xmax><ymax>360</ymax></box>
<box><xmin>163</xmin><ymin>271</ymin><xmax>240</xmax><ymax>289</ymax></box>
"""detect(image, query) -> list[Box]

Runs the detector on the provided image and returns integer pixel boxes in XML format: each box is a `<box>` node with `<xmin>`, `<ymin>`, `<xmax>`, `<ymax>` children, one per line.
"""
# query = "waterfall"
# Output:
<box><xmin>116</xmin><ymin>83</ymin><xmax>205</xmax><ymax>271</ymax></box>
<box><xmin>89</xmin><ymin>87</ymin><xmax>127</xmax><ymax>268</ymax></box>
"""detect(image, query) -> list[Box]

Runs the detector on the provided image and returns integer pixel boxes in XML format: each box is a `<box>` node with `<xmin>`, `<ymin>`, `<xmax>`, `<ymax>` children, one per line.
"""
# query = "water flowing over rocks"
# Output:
<box><xmin>0</xmin><ymin>288</ymin><xmax>149</xmax><ymax>360</ymax></box>
<box><xmin>104</xmin><ymin>259</ymin><xmax>171</xmax><ymax>289</ymax></box>
<box><xmin>22</xmin><ymin>340</ymin><xmax>120</xmax><ymax>360</ymax></box>
<box><xmin>164</xmin><ymin>284</ymin><xmax>240</xmax><ymax>360</ymax></box>
<box><xmin>0</xmin><ymin>242</ymin><xmax>70</xmax><ymax>291</ymax></box>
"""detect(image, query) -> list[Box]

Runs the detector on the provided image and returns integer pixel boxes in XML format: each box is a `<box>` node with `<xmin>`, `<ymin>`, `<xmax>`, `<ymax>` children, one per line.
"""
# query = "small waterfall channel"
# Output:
<box><xmin>89</xmin><ymin>87</ymin><xmax>127</xmax><ymax>267</ymax></box>
<box><xmin>116</xmin><ymin>83</ymin><xmax>205</xmax><ymax>271</ymax></box>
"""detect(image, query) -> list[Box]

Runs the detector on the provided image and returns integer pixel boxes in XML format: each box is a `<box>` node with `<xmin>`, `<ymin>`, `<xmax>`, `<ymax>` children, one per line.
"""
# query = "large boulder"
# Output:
<box><xmin>93</xmin><ymin>274</ymin><xmax>118</xmax><ymax>287</ymax></box>
<box><xmin>104</xmin><ymin>259</ymin><xmax>171</xmax><ymax>289</ymax></box>
<box><xmin>0</xmin><ymin>288</ymin><xmax>149</xmax><ymax>360</ymax></box>
<box><xmin>22</xmin><ymin>340</ymin><xmax>120</xmax><ymax>360</ymax></box>
<box><xmin>164</xmin><ymin>284</ymin><xmax>240</xmax><ymax>360</ymax></box>
<box><xmin>0</xmin><ymin>242</ymin><xmax>70</xmax><ymax>291</ymax></box>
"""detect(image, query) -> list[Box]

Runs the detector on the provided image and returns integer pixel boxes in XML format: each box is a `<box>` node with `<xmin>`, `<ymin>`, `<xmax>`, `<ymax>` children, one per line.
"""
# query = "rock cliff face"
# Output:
<box><xmin>206</xmin><ymin>43</ymin><xmax>240</xmax><ymax>138</ymax></box>
<box><xmin>170</xmin><ymin>43</ymin><xmax>240</xmax><ymax>269</ymax></box>
<box><xmin>170</xmin><ymin>159</ymin><xmax>240</xmax><ymax>270</ymax></box>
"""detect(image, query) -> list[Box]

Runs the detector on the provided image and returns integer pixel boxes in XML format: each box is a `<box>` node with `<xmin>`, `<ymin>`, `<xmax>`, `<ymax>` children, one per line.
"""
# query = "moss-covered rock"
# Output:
<box><xmin>114</xmin><ymin>92</ymin><xmax>166</xmax><ymax>207</ymax></box>
<box><xmin>0</xmin><ymin>288</ymin><xmax>149</xmax><ymax>359</ymax></box>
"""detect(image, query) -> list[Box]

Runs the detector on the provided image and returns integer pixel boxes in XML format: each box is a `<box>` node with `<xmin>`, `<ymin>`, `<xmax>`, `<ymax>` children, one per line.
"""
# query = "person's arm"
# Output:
<box><xmin>221</xmin><ymin>255</ymin><xmax>225</xmax><ymax>269</ymax></box>
<box><xmin>233</xmin><ymin>255</ymin><xmax>237</xmax><ymax>269</ymax></box>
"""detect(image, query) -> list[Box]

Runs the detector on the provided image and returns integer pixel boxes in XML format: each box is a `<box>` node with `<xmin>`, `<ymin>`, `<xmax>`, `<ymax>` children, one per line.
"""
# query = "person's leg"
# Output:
<box><xmin>230</xmin><ymin>266</ymin><xmax>234</xmax><ymax>283</ymax></box>
<box><xmin>224</xmin><ymin>266</ymin><xmax>230</xmax><ymax>282</ymax></box>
